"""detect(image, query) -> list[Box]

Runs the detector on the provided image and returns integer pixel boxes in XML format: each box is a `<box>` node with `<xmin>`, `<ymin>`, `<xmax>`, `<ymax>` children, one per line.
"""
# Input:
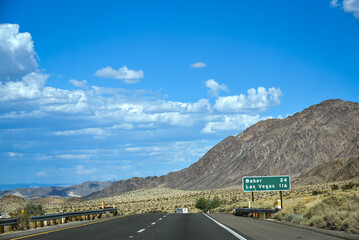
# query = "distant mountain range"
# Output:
<box><xmin>0</xmin><ymin>181</ymin><xmax>113</xmax><ymax>199</ymax></box>
<box><xmin>85</xmin><ymin>99</ymin><xmax>359</xmax><ymax>199</ymax></box>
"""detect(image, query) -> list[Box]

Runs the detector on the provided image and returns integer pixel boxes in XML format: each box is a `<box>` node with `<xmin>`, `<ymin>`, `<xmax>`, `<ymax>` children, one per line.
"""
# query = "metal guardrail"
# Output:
<box><xmin>0</xmin><ymin>218</ymin><xmax>17</xmax><ymax>226</ymax></box>
<box><xmin>0</xmin><ymin>208</ymin><xmax>118</xmax><ymax>233</ymax></box>
<box><xmin>234</xmin><ymin>208</ymin><xmax>280</xmax><ymax>218</ymax></box>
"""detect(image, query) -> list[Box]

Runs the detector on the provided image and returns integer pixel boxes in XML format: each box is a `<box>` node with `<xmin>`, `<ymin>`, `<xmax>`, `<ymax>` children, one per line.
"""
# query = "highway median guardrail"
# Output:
<box><xmin>234</xmin><ymin>208</ymin><xmax>280</xmax><ymax>219</ymax></box>
<box><xmin>0</xmin><ymin>208</ymin><xmax>118</xmax><ymax>234</ymax></box>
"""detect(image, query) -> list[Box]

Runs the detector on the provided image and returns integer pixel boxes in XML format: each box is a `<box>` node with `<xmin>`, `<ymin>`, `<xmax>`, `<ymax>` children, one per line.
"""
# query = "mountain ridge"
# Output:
<box><xmin>0</xmin><ymin>181</ymin><xmax>113</xmax><ymax>199</ymax></box>
<box><xmin>85</xmin><ymin>99</ymin><xmax>359</xmax><ymax>199</ymax></box>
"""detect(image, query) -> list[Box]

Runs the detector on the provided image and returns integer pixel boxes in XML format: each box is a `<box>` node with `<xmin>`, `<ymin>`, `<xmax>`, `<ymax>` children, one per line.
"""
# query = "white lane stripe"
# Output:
<box><xmin>203</xmin><ymin>214</ymin><xmax>247</xmax><ymax>240</ymax></box>
<box><xmin>159</xmin><ymin>218</ymin><xmax>162</xmax><ymax>220</ymax></box>
<box><xmin>151</xmin><ymin>222</ymin><xmax>156</xmax><ymax>225</ymax></box>
<box><xmin>137</xmin><ymin>228</ymin><xmax>146</xmax><ymax>233</ymax></box>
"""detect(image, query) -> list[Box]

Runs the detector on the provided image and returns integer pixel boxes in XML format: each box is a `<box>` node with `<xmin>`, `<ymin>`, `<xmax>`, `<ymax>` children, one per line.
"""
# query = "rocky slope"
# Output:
<box><xmin>0</xmin><ymin>181</ymin><xmax>113</xmax><ymax>199</ymax></box>
<box><xmin>85</xmin><ymin>99</ymin><xmax>359</xmax><ymax>199</ymax></box>
<box><xmin>295</xmin><ymin>155</ymin><xmax>359</xmax><ymax>185</ymax></box>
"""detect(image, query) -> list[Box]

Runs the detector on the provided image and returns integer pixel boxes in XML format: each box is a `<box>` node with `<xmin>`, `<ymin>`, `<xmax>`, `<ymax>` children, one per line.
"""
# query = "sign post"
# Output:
<box><xmin>242</xmin><ymin>175</ymin><xmax>290</xmax><ymax>209</ymax></box>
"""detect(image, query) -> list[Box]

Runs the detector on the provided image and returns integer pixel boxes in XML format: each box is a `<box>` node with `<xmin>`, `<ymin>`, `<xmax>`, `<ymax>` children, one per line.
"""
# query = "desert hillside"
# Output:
<box><xmin>87</xmin><ymin>99</ymin><xmax>359</xmax><ymax>199</ymax></box>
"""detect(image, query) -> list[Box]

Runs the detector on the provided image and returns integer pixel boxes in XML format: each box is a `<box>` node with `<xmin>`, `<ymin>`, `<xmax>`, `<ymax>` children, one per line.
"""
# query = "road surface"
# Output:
<box><xmin>1</xmin><ymin>213</ymin><xmax>358</xmax><ymax>240</ymax></box>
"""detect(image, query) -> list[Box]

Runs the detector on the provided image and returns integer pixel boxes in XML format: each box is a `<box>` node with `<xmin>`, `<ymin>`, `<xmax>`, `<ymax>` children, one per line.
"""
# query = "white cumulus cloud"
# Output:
<box><xmin>0</xmin><ymin>24</ymin><xmax>38</xmax><ymax>81</ymax></box>
<box><xmin>0</xmin><ymin>72</ymin><xmax>48</xmax><ymax>101</ymax></box>
<box><xmin>190</xmin><ymin>62</ymin><xmax>206</xmax><ymax>69</ymax></box>
<box><xmin>205</xmin><ymin>79</ymin><xmax>229</xmax><ymax>97</ymax></box>
<box><xmin>331</xmin><ymin>0</ymin><xmax>359</xmax><ymax>19</ymax></box>
<box><xmin>214</xmin><ymin>87</ymin><xmax>282</xmax><ymax>113</ymax></box>
<box><xmin>94</xmin><ymin>66</ymin><xmax>144</xmax><ymax>83</ymax></box>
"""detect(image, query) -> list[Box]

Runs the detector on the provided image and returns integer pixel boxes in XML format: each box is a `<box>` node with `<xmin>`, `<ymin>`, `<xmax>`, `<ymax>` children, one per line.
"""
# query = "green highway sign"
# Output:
<box><xmin>242</xmin><ymin>175</ymin><xmax>291</xmax><ymax>192</ymax></box>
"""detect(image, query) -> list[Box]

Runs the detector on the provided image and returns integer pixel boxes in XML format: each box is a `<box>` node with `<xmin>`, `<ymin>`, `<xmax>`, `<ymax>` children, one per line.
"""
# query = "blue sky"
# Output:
<box><xmin>0</xmin><ymin>0</ymin><xmax>359</xmax><ymax>189</ymax></box>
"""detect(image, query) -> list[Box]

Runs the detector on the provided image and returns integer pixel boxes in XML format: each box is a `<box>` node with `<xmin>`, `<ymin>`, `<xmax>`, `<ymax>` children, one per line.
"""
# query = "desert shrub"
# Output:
<box><xmin>13</xmin><ymin>209</ymin><xmax>30</xmax><ymax>230</ymax></box>
<box><xmin>324</xmin><ymin>211</ymin><xmax>349</xmax><ymax>230</ymax></box>
<box><xmin>343</xmin><ymin>212</ymin><xmax>359</xmax><ymax>234</ymax></box>
<box><xmin>304</xmin><ymin>201</ymin><xmax>328</xmax><ymax>219</ymax></box>
<box><xmin>12</xmin><ymin>203</ymin><xmax>44</xmax><ymax>230</ymax></box>
<box><xmin>331</xmin><ymin>184</ymin><xmax>339</xmax><ymax>190</ymax></box>
<box><xmin>302</xmin><ymin>196</ymin><xmax>316</xmax><ymax>203</ymax></box>
<box><xmin>210</xmin><ymin>197</ymin><xmax>224</xmax><ymax>209</ymax></box>
<box><xmin>341</xmin><ymin>182</ymin><xmax>356</xmax><ymax>190</ymax></box>
<box><xmin>312</xmin><ymin>190</ymin><xmax>323</xmax><ymax>195</ymax></box>
<box><xmin>273</xmin><ymin>211</ymin><xmax>284</xmax><ymax>220</ymax></box>
<box><xmin>303</xmin><ymin>193</ymin><xmax>359</xmax><ymax>234</ymax></box>
<box><xmin>292</xmin><ymin>201</ymin><xmax>306</xmax><ymax>214</ymax></box>
<box><xmin>273</xmin><ymin>207</ymin><xmax>292</xmax><ymax>221</ymax></box>
<box><xmin>24</xmin><ymin>202</ymin><xmax>45</xmax><ymax>216</ymax></box>
<box><xmin>195</xmin><ymin>197</ymin><xmax>225</xmax><ymax>212</ymax></box>
<box><xmin>105</xmin><ymin>211</ymin><xmax>112</xmax><ymax>217</ymax></box>
<box><xmin>283</xmin><ymin>213</ymin><xmax>304</xmax><ymax>224</ymax></box>
<box><xmin>309</xmin><ymin>216</ymin><xmax>325</xmax><ymax>228</ymax></box>
<box><xmin>195</xmin><ymin>197</ymin><xmax>211</xmax><ymax>212</ymax></box>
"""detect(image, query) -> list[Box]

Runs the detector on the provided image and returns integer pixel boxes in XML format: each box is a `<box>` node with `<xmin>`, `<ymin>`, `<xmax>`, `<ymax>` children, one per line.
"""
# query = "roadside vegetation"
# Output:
<box><xmin>11</xmin><ymin>202</ymin><xmax>45</xmax><ymax>230</ymax></box>
<box><xmin>195</xmin><ymin>197</ymin><xmax>225</xmax><ymax>212</ymax></box>
<box><xmin>0</xmin><ymin>178</ymin><xmax>358</xmax><ymax>234</ymax></box>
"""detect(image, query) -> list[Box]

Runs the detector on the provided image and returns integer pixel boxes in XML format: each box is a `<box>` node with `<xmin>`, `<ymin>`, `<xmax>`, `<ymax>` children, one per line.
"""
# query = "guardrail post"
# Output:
<box><xmin>9</xmin><ymin>224</ymin><xmax>13</xmax><ymax>232</ymax></box>
<box><xmin>32</xmin><ymin>221</ymin><xmax>37</xmax><ymax>229</ymax></box>
<box><xmin>40</xmin><ymin>221</ymin><xmax>44</xmax><ymax>227</ymax></box>
<box><xmin>0</xmin><ymin>225</ymin><xmax>4</xmax><ymax>234</ymax></box>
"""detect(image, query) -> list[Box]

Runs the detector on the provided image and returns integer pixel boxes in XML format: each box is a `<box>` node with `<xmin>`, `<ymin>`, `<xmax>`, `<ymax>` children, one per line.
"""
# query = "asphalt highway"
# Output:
<box><xmin>1</xmin><ymin>213</ymin><xmax>358</xmax><ymax>240</ymax></box>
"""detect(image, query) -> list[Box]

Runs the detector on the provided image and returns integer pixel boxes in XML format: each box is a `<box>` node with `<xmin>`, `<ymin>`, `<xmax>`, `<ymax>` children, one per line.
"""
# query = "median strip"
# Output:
<box><xmin>203</xmin><ymin>214</ymin><xmax>247</xmax><ymax>240</ymax></box>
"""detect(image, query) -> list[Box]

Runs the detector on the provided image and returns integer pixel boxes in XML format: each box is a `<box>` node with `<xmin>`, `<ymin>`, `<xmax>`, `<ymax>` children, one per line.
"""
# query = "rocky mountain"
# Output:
<box><xmin>85</xmin><ymin>99</ymin><xmax>359</xmax><ymax>199</ymax></box>
<box><xmin>0</xmin><ymin>181</ymin><xmax>113</xmax><ymax>199</ymax></box>
<box><xmin>295</xmin><ymin>155</ymin><xmax>359</xmax><ymax>185</ymax></box>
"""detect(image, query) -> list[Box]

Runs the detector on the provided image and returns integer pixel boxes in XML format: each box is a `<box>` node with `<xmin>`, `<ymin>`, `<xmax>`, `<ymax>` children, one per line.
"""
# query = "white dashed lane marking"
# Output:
<box><xmin>137</xmin><ymin>228</ymin><xmax>146</xmax><ymax>233</ymax></box>
<box><xmin>151</xmin><ymin>222</ymin><xmax>156</xmax><ymax>225</ymax></box>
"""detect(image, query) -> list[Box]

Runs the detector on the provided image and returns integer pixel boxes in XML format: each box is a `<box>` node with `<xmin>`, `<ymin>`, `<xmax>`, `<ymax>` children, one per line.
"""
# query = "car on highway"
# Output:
<box><xmin>175</xmin><ymin>208</ymin><xmax>188</xmax><ymax>214</ymax></box>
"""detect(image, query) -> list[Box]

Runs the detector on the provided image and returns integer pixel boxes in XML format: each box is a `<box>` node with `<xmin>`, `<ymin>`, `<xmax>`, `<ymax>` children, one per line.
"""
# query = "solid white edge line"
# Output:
<box><xmin>203</xmin><ymin>214</ymin><xmax>247</xmax><ymax>240</ymax></box>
